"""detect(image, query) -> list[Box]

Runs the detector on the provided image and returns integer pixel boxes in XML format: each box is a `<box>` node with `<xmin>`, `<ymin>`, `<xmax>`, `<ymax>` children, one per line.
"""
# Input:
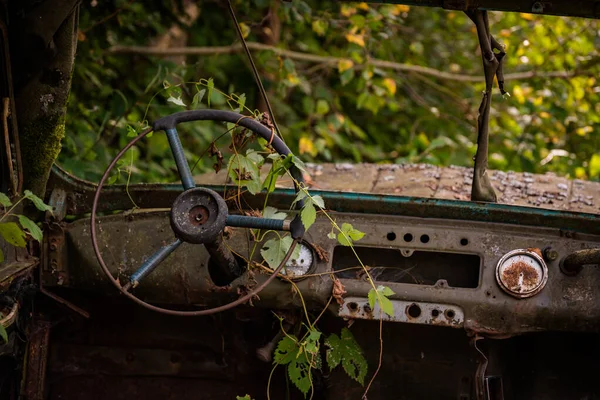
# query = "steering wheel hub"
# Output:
<box><xmin>170</xmin><ymin>188</ymin><xmax>228</xmax><ymax>244</ymax></box>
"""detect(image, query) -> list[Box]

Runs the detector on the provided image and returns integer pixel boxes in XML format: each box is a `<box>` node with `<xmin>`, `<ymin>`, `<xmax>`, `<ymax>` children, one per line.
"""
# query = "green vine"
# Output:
<box><xmin>127</xmin><ymin>79</ymin><xmax>393</xmax><ymax>399</ymax></box>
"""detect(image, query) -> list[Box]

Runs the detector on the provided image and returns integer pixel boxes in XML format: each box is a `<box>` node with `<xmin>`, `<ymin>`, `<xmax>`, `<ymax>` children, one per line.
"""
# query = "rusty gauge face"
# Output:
<box><xmin>496</xmin><ymin>249</ymin><xmax>548</xmax><ymax>299</ymax></box>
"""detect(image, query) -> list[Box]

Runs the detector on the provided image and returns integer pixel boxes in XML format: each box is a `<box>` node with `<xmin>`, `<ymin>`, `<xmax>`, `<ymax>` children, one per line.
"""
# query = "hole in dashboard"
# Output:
<box><xmin>407</xmin><ymin>303</ymin><xmax>421</xmax><ymax>318</ymax></box>
<box><xmin>460</xmin><ymin>238</ymin><xmax>469</xmax><ymax>246</ymax></box>
<box><xmin>333</xmin><ymin>246</ymin><xmax>480</xmax><ymax>288</ymax></box>
<box><xmin>387</xmin><ymin>232</ymin><xmax>396</xmax><ymax>241</ymax></box>
<box><xmin>420</xmin><ymin>234</ymin><xmax>430</xmax><ymax>243</ymax></box>
<box><xmin>403</xmin><ymin>233</ymin><xmax>413</xmax><ymax>242</ymax></box>
<box><xmin>431</xmin><ymin>309</ymin><xmax>440</xmax><ymax>318</ymax></box>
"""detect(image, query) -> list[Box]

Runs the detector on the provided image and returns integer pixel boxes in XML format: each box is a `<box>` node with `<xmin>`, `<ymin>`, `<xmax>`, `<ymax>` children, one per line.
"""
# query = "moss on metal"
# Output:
<box><xmin>19</xmin><ymin>113</ymin><xmax>66</xmax><ymax>195</ymax></box>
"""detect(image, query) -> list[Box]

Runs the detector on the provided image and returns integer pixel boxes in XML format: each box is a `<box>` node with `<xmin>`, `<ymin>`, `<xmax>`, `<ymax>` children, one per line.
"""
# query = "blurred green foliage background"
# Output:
<box><xmin>59</xmin><ymin>0</ymin><xmax>600</xmax><ymax>184</ymax></box>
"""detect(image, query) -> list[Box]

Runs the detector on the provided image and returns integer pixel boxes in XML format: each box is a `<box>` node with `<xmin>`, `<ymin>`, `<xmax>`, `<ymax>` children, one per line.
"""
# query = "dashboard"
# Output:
<box><xmin>45</xmin><ymin>202</ymin><xmax>600</xmax><ymax>337</ymax></box>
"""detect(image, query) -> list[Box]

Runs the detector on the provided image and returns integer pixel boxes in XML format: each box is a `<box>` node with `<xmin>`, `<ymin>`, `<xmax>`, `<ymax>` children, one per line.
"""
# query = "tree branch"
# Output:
<box><xmin>108</xmin><ymin>42</ymin><xmax>593</xmax><ymax>83</ymax></box>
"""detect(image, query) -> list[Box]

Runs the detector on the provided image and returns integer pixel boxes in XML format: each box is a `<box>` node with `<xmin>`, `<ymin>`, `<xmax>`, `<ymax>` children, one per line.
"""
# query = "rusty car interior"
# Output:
<box><xmin>1</xmin><ymin>0</ymin><xmax>600</xmax><ymax>399</ymax></box>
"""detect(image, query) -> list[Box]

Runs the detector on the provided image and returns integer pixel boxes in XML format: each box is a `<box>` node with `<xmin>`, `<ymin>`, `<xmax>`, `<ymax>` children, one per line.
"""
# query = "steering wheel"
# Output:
<box><xmin>90</xmin><ymin>110</ymin><xmax>306</xmax><ymax>316</ymax></box>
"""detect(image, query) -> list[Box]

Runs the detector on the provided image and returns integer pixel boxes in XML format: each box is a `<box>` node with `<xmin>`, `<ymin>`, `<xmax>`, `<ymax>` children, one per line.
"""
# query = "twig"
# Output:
<box><xmin>108</xmin><ymin>43</ymin><xmax>595</xmax><ymax>82</ymax></box>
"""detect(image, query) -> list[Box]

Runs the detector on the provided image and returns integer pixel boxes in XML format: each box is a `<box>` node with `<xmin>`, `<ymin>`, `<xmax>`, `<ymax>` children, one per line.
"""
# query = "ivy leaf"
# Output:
<box><xmin>274</xmin><ymin>334</ymin><xmax>299</xmax><ymax>365</ymax></box>
<box><xmin>304</xmin><ymin>328</ymin><xmax>322</xmax><ymax>355</ymax></box>
<box><xmin>288</xmin><ymin>354</ymin><xmax>312</xmax><ymax>397</ymax></box>
<box><xmin>261</xmin><ymin>236</ymin><xmax>300</xmax><ymax>269</ymax></box>
<box><xmin>337</xmin><ymin>223</ymin><xmax>365</xmax><ymax>246</ymax></box>
<box><xmin>300</xmin><ymin>201</ymin><xmax>316</xmax><ymax>230</ymax></box>
<box><xmin>263</xmin><ymin>206</ymin><xmax>287</xmax><ymax>220</ymax></box>
<box><xmin>311</xmin><ymin>195</ymin><xmax>325</xmax><ymax>209</ymax></box>
<box><xmin>191</xmin><ymin>89</ymin><xmax>206</xmax><ymax>109</ymax></box>
<box><xmin>23</xmin><ymin>190</ymin><xmax>53</xmax><ymax>213</ymax></box>
<box><xmin>291</xmin><ymin>190</ymin><xmax>307</xmax><ymax>209</ymax></box>
<box><xmin>236</xmin><ymin>396</ymin><xmax>253</xmax><ymax>400</ymax></box>
<box><xmin>325</xmin><ymin>328</ymin><xmax>367</xmax><ymax>385</ymax></box>
<box><xmin>18</xmin><ymin>215</ymin><xmax>42</xmax><ymax>243</ymax></box>
<box><xmin>0</xmin><ymin>222</ymin><xmax>27</xmax><ymax>247</ymax></box>
<box><xmin>368</xmin><ymin>285</ymin><xmax>395</xmax><ymax>317</ymax></box>
<box><xmin>0</xmin><ymin>193</ymin><xmax>12</xmax><ymax>207</ymax></box>
<box><xmin>227</xmin><ymin>151</ymin><xmax>264</xmax><ymax>195</ymax></box>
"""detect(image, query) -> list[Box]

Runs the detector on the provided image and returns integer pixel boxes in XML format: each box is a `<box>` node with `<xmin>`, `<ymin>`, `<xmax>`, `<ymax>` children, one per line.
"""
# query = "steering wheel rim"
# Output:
<box><xmin>91</xmin><ymin>112</ymin><xmax>304</xmax><ymax>316</ymax></box>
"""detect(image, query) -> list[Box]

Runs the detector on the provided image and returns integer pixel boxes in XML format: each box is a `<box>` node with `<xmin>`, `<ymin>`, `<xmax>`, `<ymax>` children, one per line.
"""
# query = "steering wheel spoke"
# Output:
<box><xmin>165</xmin><ymin>127</ymin><xmax>195</xmax><ymax>190</ymax></box>
<box><xmin>226</xmin><ymin>214</ymin><xmax>291</xmax><ymax>232</ymax></box>
<box><xmin>122</xmin><ymin>238</ymin><xmax>183</xmax><ymax>291</ymax></box>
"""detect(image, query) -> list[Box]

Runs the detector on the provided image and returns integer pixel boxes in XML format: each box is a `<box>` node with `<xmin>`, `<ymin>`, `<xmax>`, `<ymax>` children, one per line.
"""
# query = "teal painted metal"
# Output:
<box><xmin>49</xmin><ymin>165</ymin><xmax>600</xmax><ymax>236</ymax></box>
<box><xmin>226</xmin><ymin>215</ymin><xmax>287</xmax><ymax>231</ymax></box>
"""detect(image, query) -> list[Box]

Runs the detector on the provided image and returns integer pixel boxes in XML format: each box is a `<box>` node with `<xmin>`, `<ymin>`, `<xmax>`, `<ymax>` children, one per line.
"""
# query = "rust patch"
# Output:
<box><xmin>527</xmin><ymin>247</ymin><xmax>543</xmax><ymax>258</ymax></box>
<box><xmin>502</xmin><ymin>261</ymin><xmax>539</xmax><ymax>290</ymax></box>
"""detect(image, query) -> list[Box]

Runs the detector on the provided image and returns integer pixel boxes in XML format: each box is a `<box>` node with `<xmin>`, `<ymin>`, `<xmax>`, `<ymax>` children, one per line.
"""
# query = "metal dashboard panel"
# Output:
<box><xmin>53</xmin><ymin>208</ymin><xmax>600</xmax><ymax>336</ymax></box>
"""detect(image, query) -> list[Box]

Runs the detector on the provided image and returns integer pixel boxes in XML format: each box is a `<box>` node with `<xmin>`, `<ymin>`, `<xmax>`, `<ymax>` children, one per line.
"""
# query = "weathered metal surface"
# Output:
<box><xmin>24</xmin><ymin>319</ymin><xmax>51</xmax><ymax>400</ymax></box>
<box><xmin>48</xmin><ymin>164</ymin><xmax>600</xmax><ymax>235</ymax></box>
<box><xmin>340</xmin><ymin>0</ymin><xmax>600</xmax><ymax>19</ymax></box>
<box><xmin>560</xmin><ymin>247</ymin><xmax>600</xmax><ymax>275</ymax></box>
<box><xmin>339</xmin><ymin>296</ymin><xmax>464</xmax><ymax>328</ymax></box>
<box><xmin>52</xmin><ymin>203</ymin><xmax>600</xmax><ymax>334</ymax></box>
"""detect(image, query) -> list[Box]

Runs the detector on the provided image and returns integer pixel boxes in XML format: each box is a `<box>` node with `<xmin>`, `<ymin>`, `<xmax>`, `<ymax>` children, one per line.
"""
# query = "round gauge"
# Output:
<box><xmin>282</xmin><ymin>242</ymin><xmax>315</xmax><ymax>279</ymax></box>
<box><xmin>496</xmin><ymin>249</ymin><xmax>548</xmax><ymax>299</ymax></box>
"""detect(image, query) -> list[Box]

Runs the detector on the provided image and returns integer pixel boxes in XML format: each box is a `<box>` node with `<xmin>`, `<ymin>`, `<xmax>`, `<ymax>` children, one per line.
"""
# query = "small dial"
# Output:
<box><xmin>283</xmin><ymin>243</ymin><xmax>314</xmax><ymax>278</ymax></box>
<box><xmin>496</xmin><ymin>249</ymin><xmax>548</xmax><ymax>298</ymax></box>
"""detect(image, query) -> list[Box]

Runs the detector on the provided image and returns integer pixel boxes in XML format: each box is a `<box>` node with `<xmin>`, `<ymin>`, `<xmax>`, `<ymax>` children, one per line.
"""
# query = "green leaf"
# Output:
<box><xmin>191</xmin><ymin>89</ymin><xmax>206</xmax><ymax>109</ymax></box>
<box><xmin>291</xmin><ymin>190</ymin><xmax>308</xmax><ymax>209</ymax></box>
<box><xmin>311</xmin><ymin>195</ymin><xmax>325</xmax><ymax>209</ymax></box>
<box><xmin>368</xmin><ymin>288</ymin><xmax>377</xmax><ymax>311</ymax></box>
<box><xmin>300</xmin><ymin>201</ymin><xmax>316</xmax><ymax>230</ymax></box>
<box><xmin>0</xmin><ymin>222</ymin><xmax>27</xmax><ymax>247</ymax></box>
<box><xmin>325</xmin><ymin>328</ymin><xmax>367</xmax><ymax>385</ymax></box>
<box><xmin>316</xmin><ymin>99</ymin><xmax>330</xmax><ymax>115</ymax></box>
<box><xmin>327</xmin><ymin>231</ymin><xmax>336</xmax><ymax>240</ymax></box>
<box><xmin>304</xmin><ymin>328</ymin><xmax>322</xmax><ymax>355</ymax></box>
<box><xmin>167</xmin><ymin>95</ymin><xmax>186</xmax><ymax>107</ymax></box>
<box><xmin>207</xmin><ymin>78</ymin><xmax>214</xmax><ymax>107</ymax></box>
<box><xmin>126</xmin><ymin>124</ymin><xmax>137</xmax><ymax>138</ymax></box>
<box><xmin>18</xmin><ymin>215</ymin><xmax>43</xmax><ymax>242</ymax></box>
<box><xmin>0</xmin><ymin>322</ymin><xmax>7</xmax><ymax>344</ymax></box>
<box><xmin>274</xmin><ymin>334</ymin><xmax>299</xmax><ymax>365</ymax></box>
<box><xmin>368</xmin><ymin>285</ymin><xmax>395</xmax><ymax>317</ymax></box>
<box><xmin>337</xmin><ymin>223</ymin><xmax>364</xmax><ymax>246</ymax></box>
<box><xmin>23</xmin><ymin>191</ymin><xmax>53</xmax><ymax>213</ymax></box>
<box><xmin>261</xmin><ymin>236</ymin><xmax>300</xmax><ymax>270</ymax></box>
<box><xmin>227</xmin><ymin>151</ymin><xmax>264</xmax><ymax>195</ymax></box>
<box><xmin>340</xmin><ymin>68</ymin><xmax>355</xmax><ymax>86</ymax></box>
<box><xmin>0</xmin><ymin>193</ymin><xmax>12</xmax><ymax>207</ymax></box>
<box><xmin>263</xmin><ymin>206</ymin><xmax>287</xmax><ymax>220</ymax></box>
<box><xmin>236</xmin><ymin>396</ymin><xmax>253</xmax><ymax>400</ymax></box>
<box><xmin>288</xmin><ymin>354</ymin><xmax>312</xmax><ymax>396</ymax></box>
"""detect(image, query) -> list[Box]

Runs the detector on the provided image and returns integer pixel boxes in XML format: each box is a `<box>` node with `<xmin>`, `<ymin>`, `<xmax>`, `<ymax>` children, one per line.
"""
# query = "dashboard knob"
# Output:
<box><xmin>496</xmin><ymin>249</ymin><xmax>548</xmax><ymax>299</ymax></box>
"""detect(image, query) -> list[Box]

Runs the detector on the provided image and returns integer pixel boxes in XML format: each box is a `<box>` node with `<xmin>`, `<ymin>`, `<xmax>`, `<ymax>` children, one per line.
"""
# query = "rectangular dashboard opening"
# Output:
<box><xmin>333</xmin><ymin>246</ymin><xmax>480</xmax><ymax>288</ymax></box>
